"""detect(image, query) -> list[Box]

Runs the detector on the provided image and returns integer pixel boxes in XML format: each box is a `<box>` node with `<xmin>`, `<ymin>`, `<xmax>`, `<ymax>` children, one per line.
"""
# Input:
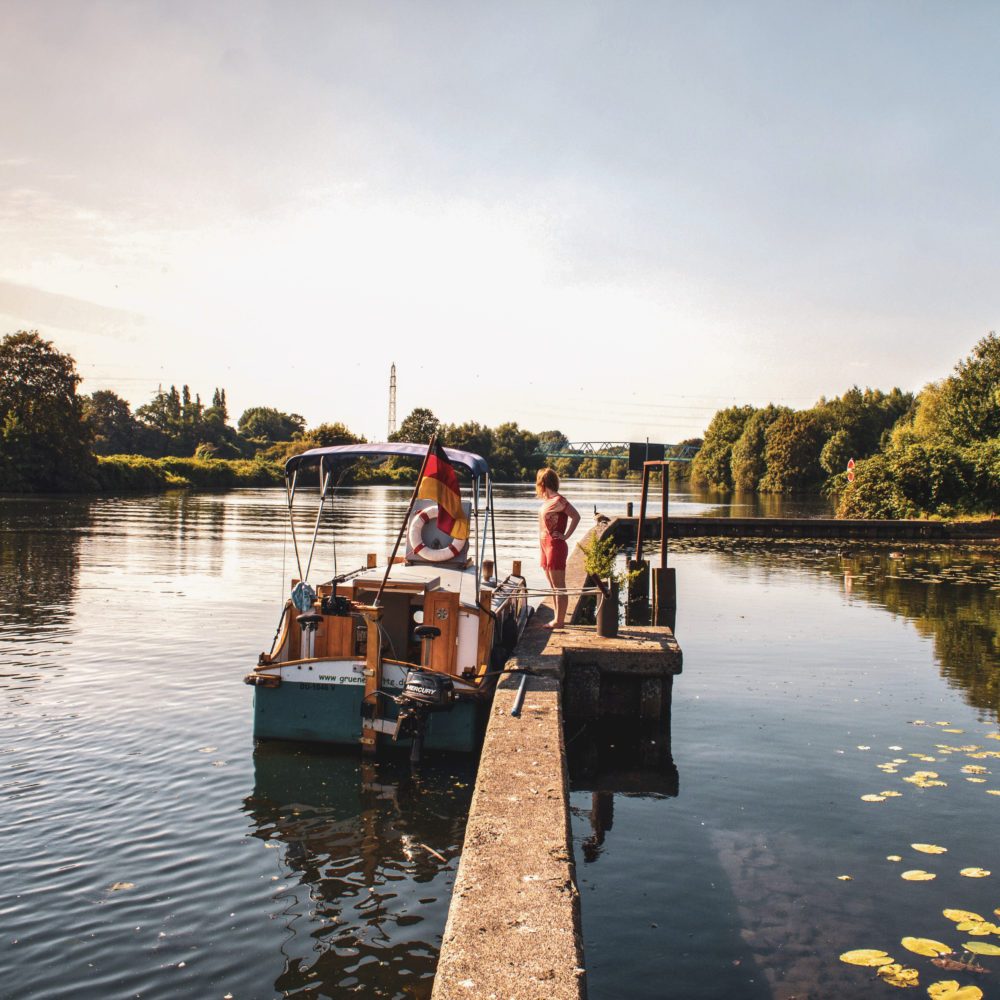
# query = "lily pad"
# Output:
<box><xmin>943</xmin><ymin>909</ymin><xmax>985</xmax><ymax>923</ymax></box>
<box><xmin>876</xmin><ymin>963</ymin><xmax>919</xmax><ymax>988</ymax></box>
<box><xmin>862</xmin><ymin>794</ymin><xmax>887</xmax><ymax>802</ymax></box>
<box><xmin>840</xmin><ymin>948</ymin><xmax>894</xmax><ymax>967</ymax></box>
<box><xmin>958</xmin><ymin>868</ymin><xmax>991</xmax><ymax>879</ymax></box>
<box><xmin>901</xmin><ymin>937</ymin><xmax>952</xmax><ymax>957</ymax></box>
<box><xmin>963</xmin><ymin>941</ymin><xmax>1000</xmax><ymax>956</ymax></box>
<box><xmin>927</xmin><ymin>983</ymin><xmax>983</xmax><ymax>1000</ymax></box>
<box><xmin>901</xmin><ymin>870</ymin><xmax>936</xmax><ymax>881</ymax></box>
<box><xmin>955</xmin><ymin>920</ymin><xmax>998</xmax><ymax>935</ymax></box>
<box><xmin>912</xmin><ymin>844</ymin><xmax>948</xmax><ymax>855</ymax></box>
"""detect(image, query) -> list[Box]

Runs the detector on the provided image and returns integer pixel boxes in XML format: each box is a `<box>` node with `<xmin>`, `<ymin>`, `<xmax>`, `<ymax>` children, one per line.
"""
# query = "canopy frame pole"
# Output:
<box><xmin>489</xmin><ymin>475</ymin><xmax>499</xmax><ymax>575</ymax></box>
<box><xmin>302</xmin><ymin>456</ymin><xmax>332</xmax><ymax>583</ymax></box>
<box><xmin>285</xmin><ymin>468</ymin><xmax>304</xmax><ymax>581</ymax></box>
<box><xmin>473</xmin><ymin>475</ymin><xmax>481</xmax><ymax>595</ymax></box>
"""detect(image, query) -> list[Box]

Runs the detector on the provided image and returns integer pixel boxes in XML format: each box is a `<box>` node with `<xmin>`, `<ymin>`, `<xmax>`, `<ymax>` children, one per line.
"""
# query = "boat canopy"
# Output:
<box><xmin>284</xmin><ymin>442</ymin><xmax>490</xmax><ymax>479</ymax></box>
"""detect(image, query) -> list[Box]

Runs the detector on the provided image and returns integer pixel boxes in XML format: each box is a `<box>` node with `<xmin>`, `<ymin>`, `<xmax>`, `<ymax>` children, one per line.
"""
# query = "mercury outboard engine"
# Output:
<box><xmin>392</xmin><ymin>626</ymin><xmax>456</xmax><ymax>763</ymax></box>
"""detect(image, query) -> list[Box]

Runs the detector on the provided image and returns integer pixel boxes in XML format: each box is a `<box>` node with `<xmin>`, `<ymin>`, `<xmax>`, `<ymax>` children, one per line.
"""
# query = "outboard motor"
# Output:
<box><xmin>399</xmin><ymin>667</ymin><xmax>455</xmax><ymax>710</ymax></box>
<box><xmin>392</xmin><ymin>625</ymin><xmax>456</xmax><ymax>763</ymax></box>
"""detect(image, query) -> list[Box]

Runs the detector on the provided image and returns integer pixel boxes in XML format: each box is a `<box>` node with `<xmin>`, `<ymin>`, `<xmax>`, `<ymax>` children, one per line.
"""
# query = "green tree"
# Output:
<box><xmin>576</xmin><ymin>457</ymin><xmax>606</xmax><ymax>479</ymax></box>
<box><xmin>690</xmin><ymin>406</ymin><xmax>755</xmax><ymax>490</ymax></box>
<box><xmin>135</xmin><ymin>386</ymin><xmax>185</xmax><ymax>455</ymax></box>
<box><xmin>210</xmin><ymin>387</ymin><xmax>228</xmax><ymax>422</ymax></box>
<box><xmin>392</xmin><ymin>407</ymin><xmax>439</xmax><ymax>443</ymax></box>
<box><xmin>819</xmin><ymin>428</ymin><xmax>854</xmax><ymax>476</ymax></box>
<box><xmin>816</xmin><ymin>386</ymin><xmax>912</xmax><ymax>457</ymax></box>
<box><xmin>730</xmin><ymin>405</ymin><xmax>791</xmax><ymax>490</ymax></box>
<box><xmin>0</xmin><ymin>331</ymin><xmax>94</xmax><ymax>491</ymax></box>
<box><xmin>759</xmin><ymin>410</ymin><xmax>826</xmax><ymax>492</ymax></box>
<box><xmin>306</xmin><ymin>422</ymin><xmax>364</xmax><ymax>447</ymax></box>
<box><xmin>439</xmin><ymin>420</ymin><xmax>493</xmax><ymax>459</ymax></box>
<box><xmin>536</xmin><ymin>429</ymin><xmax>569</xmax><ymax>455</ymax></box>
<box><xmin>552</xmin><ymin>457</ymin><xmax>577</xmax><ymax>479</ymax></box>
<box><xmin>490</xmin><ymin>422</ymin><xmax>540</xmax><ymax>480</ymax></box>
<box><xmin>83</xmin><ymin>390</ymin><xmax>139</xmax><ymax>455</ymax></box>
<box><xmin>935</xmin><ymin>332</ymin><xmax>1000</xmax><ymax>445</ymax></box>
<box><xmin>237</xmin><ymin>406</ymin><xmax>306</xmax><ymax>442</ymax></box>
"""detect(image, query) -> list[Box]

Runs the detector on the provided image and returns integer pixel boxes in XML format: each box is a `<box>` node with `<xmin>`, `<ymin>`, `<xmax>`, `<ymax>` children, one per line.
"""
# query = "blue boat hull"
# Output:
<box><xmin>252</xmin><ymin>679</ymin><xmax>485</xmax><ymax>753</ymax></box>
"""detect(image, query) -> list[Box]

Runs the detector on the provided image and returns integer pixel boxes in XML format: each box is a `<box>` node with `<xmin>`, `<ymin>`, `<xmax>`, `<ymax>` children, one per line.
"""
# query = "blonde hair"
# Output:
<box><xmin>535</xmin><ymin>467</ymin><xmax>559</xmax><ymax>497</ymax></box>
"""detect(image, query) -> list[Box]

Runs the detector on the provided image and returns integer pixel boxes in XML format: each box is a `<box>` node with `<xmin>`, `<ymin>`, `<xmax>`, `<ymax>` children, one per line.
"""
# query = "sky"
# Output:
<box><xmin>1</xmin><ymin>0</ymin><xmax>998</xmax><ymax>443</ymax></box>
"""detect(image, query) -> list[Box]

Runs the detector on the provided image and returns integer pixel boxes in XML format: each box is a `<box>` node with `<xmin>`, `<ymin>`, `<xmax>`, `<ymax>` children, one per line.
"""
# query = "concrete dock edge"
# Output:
<box><xmin>431</xmin><ymin>667</ymin><xmax>585</xmax><ymax>1000</ymax></box>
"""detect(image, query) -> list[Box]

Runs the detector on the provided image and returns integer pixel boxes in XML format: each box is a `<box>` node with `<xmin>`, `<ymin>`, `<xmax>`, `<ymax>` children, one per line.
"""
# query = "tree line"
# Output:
<box><xmin>689</xmin><ymin>333</ymin><xmax>1000</xmax><ymax>518</ymax></box>
<box><xmin>0</xmin><ymin>330</ymin><xmax>627</xmax><ymax>492</ymax></box>
<box><xmin>3</xmin><ymin>328</ymin><xmax>997</xmax><ymax>518</ymax></box>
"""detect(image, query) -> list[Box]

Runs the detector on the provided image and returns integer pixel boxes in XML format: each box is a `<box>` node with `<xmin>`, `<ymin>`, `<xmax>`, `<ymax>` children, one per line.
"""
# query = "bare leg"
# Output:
<box><xmin>551</xmin><ymin>568</ymin><xmax>567</xmax><ymax>627</ymax></box>
<box><xmin>543</xmin><ymin>566</ymin><xmax>557</xmax><ymax>620</ymax></box>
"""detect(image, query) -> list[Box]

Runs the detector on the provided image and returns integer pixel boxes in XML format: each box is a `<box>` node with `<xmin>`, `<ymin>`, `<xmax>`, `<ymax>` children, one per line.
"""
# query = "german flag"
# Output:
<box><xmin>416</xmin><ymin>441</ymin><xmax>469</xmax><ymax>540</ymax></box>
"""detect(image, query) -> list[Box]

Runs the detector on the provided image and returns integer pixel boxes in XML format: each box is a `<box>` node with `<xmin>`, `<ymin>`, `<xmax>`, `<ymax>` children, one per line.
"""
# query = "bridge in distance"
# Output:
<box><xmin>532</xmin><ymin>441</ymin><xmax>699</xmax><ymax>463</ymax></box>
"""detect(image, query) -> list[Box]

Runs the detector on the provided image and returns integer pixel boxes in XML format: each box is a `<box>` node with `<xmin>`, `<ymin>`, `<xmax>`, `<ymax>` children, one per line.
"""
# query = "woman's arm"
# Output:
<box><xmin>563</xmin><ymin>500</ymin><xmax>581</xmax><ymax>541</ymax></box>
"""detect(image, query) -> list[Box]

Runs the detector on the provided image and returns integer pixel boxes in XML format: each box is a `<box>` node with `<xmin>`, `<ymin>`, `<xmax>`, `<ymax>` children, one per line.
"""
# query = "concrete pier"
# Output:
<box><xmin>431</xmin><ymin>669</ymin><xmax>583</xmax><ymax>1000</ymax></box>
<box><xmin>433</xmin><ymin>528</ymin><xmax>681</xmax><ymax>1000</ymax></box>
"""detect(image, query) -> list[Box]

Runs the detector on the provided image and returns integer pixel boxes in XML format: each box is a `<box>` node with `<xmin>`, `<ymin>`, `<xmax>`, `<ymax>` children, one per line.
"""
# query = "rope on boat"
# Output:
<box><xmin>519</xmin><ymin>587</ymin><xmax>604</xmax><ymax>596</ymax></box>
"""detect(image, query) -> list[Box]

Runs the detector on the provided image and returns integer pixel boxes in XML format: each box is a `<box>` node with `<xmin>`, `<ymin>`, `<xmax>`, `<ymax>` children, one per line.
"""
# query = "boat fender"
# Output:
<box><xmin>244</xmin><ymin>672</ymin><xmax>281</xmax><ymax>688</ymax></box>
<box><xmin>408</xmin><ymin>505</ymin><xmax>463</xmax><ymax>562</ymax></box>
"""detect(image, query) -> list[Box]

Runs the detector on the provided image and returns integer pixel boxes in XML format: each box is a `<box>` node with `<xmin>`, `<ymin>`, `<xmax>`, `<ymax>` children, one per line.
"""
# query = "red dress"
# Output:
<box><xmin>539</xmin><ymin>494</ymin><xmax>569</xmax><ymax>571</ymax></box>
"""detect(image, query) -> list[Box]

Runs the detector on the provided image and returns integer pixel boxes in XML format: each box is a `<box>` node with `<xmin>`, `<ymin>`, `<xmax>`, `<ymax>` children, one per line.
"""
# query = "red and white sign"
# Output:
<box><xmin>847</xmin><ymin>458</ymin><xmax>855</xmax><ymax>483</ymax></box>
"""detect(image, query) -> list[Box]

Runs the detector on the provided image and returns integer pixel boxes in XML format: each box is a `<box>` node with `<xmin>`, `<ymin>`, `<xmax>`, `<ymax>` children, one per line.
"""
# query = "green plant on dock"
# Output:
<box><xmin>579</xmin><ymin>532</ymin><xmax>637</xmax><ymax>586</ymax></box>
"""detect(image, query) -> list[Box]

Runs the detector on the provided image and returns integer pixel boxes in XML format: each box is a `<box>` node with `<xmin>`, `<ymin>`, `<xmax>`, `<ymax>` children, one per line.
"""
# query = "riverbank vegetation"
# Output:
<box><xmin>3</xmin><ymin>328</ymin><xmax>997</xmax><ymax>518</ymax></box>
<box><xmin>1</xmin><ymin>330</ymin><xmax>620</xmax><ymax>493</ymax></box>
<box><xmin>690</xmin><ymin>334</ymin><xmax>999</xmax><ymax>520</ymax></box>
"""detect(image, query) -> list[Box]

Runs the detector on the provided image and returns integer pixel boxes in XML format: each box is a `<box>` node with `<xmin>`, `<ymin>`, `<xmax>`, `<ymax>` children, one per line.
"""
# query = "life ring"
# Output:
<box><xmin>408</xmin><ymin>505</ymin><xmax>464</xmax><ymax>562</ymax></box>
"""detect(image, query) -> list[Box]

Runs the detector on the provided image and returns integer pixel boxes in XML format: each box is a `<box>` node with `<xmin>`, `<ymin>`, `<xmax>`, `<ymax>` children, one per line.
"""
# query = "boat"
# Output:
<box><xmin>244</xmin><ymin>441</ymin><xmax>530</xmax><ymax>756</ymax></box>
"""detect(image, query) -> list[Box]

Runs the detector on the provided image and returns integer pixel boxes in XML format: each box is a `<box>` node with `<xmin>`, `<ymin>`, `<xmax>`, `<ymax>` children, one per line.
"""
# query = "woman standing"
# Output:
<box><xmin>536</xmin><ymin>467</ymin><xmax>581</xmax><ymax>630</ymax></box>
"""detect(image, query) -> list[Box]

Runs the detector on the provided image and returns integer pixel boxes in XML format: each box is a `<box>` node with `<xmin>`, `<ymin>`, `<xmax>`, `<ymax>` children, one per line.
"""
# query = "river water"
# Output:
<box><xmin>1</xmin><ymin>484</ymin><xmax>997</xmax><ymax>1000</ymax></box>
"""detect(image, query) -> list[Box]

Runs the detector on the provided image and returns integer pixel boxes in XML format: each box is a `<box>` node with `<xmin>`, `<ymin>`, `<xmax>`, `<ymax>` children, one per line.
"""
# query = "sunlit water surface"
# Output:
<box><xmin>2</xmin><ymin>484</ymin><xmax>996</xmax><ymax>999</ymax></box>
<box><xmin>573</xmin><ymin>538</ymin><xmax>1000</xmax><ymax>1000</ymax></box>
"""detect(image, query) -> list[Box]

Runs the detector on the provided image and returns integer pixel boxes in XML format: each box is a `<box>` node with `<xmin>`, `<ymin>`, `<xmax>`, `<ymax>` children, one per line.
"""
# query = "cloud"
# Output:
<box><xmin>0</xmin><ymin>279</ymin><xmax>144</xmax><ymax>340</ymax></box>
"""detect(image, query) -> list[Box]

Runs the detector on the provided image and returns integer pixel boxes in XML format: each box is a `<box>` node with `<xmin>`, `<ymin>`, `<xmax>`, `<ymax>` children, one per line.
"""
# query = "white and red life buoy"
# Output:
<box><xmin>408</xmin><ymin>505</ymin><xmax>464</xmax><ymax>562</ymax></box>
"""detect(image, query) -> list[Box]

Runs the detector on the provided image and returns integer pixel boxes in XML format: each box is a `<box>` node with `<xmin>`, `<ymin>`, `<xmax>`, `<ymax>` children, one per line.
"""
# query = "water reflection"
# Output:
<box><xmin>568</xmin><ymin>720</ymin><xmax>678</xmax><ymax>864</ymax></box>
<box><xmin>844</xmin><ymin>548</ymin><xmax>1000</xmax><ymax>719</ymax></box>
<box><xmin>243</xmin><ymin>745</ymin><xmax>476</xmax><ymax>999</ymax></box>
<box><xmin>0</xmin><ymin>497</ymin><xmax>88</xmax><ymax>684</ymax></box>
<box><xmin>675</xmin><ymin>538</ymin><xmax>1000</xmax><ymax>721</ymax></box>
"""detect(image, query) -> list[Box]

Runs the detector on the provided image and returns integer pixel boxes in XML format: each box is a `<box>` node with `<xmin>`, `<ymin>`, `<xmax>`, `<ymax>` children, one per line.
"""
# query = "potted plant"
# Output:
<box><xmin>580</xmin><ymin>532</ymin><xmax>630</xmax><ymax>638</ymax></box>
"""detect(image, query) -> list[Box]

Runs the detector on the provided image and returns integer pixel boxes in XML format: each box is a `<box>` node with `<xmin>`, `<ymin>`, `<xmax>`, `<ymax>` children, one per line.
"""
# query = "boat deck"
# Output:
<box><xmin>346</xmin><ymin>561</ymin><xmax>489</xmax><ymax>607</ymax></box>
